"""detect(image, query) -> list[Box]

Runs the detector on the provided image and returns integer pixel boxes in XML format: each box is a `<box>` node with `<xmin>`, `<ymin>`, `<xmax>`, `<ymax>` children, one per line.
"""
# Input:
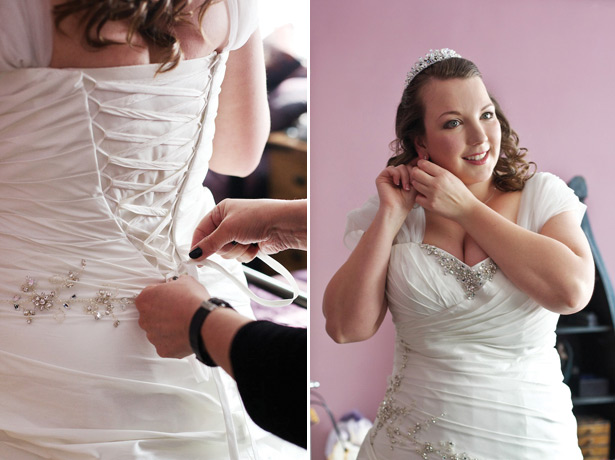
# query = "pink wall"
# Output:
<box><xmin>310</xmin><ymin>0</ymin><xmax>615</xmax><ymax>457</ymax></box>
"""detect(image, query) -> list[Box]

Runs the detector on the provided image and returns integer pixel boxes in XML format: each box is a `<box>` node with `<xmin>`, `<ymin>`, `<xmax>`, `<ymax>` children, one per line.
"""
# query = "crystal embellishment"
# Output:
<box><xmin>4</xmin><ymin>260</ymin><xmax>132</xmax><ymax>326</ymax></box>
<box><xmin>420</xmin><ymin>244</ymin><xmax>497</xmax><ymax>299</ymax></box>
<box><xmin>371</xmin><ymin>341</ymin><xmax>478</xmax><ymax>459</ymax></box>
<box><xmin>405</xmin><ymin>48</ymin><xmax>462</xmax><ymax>87</ymax></box>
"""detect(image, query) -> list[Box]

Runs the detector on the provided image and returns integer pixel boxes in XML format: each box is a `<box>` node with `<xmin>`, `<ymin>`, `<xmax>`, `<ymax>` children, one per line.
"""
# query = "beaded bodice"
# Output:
<box><xmin>419</xmin><ymin>244</ymin><xmax>497</xmax><ymax>300</ymax></box>
<box><xmin>387</xmin><ymin>240</ymin><xmax>559</xmax><ymax>361</ymax></box>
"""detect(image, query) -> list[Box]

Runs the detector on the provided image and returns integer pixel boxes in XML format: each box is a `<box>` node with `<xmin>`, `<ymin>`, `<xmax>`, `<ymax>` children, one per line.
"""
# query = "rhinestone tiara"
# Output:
<box><xmin>405</xmin><ymin>48</ymin><xmax>462</xmax><ymax>87</ymax></box>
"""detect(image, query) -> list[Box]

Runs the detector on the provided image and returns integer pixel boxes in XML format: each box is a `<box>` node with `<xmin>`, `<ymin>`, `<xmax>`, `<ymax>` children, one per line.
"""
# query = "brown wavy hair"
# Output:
<box><xmin>388</xmin><ymin>57</ymin><xmax>535</xmax><ymax>192</ymax></box>
<box><xmin>53</xmin><ymin>0</ymin><xmax>216</xmax><ymax>73</ymax></box>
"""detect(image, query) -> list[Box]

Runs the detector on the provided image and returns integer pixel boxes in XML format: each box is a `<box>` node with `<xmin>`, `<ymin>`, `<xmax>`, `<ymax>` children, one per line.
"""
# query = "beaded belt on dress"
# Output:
<box><xmin>4</xmin><ymin>260</ymin><xmax>128</xmax><ymax>327</ymax></box>
<box><xmin>2</xmin><ymin>251</ymin><xmax>299</xmax><ymax>327</ymax></box>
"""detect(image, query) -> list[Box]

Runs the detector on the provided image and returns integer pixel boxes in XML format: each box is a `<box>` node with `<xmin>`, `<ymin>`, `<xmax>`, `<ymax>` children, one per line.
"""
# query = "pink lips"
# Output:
<box><xmin>463</xmin><ymin>150</ymin><xmax>489</xmax><ymax>165</ymax></box>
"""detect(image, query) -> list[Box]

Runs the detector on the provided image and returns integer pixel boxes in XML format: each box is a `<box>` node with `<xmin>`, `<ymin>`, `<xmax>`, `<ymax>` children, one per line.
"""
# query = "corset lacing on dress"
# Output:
<box><xmin>83</xmin><ymin>63</ymin><xmax>299</xmax><ymax>308</ymax></box>
<box><xmin>85</xmin><ymin>65</ymin><xmax>216</xmax><ymax>273</ymax></box>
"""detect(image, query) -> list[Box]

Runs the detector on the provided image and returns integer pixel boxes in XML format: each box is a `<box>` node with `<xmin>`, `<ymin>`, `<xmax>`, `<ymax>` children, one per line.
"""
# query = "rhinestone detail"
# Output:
<box><xmin>405</xmin><ymin>48</ymin><xmax>462</xmax><ymax>87</ymax></box>
<box><xmin>371</xmin><ymin>341</ymin><xmax>478</xmax><ymax>459</ymax></box>
<box><xmin>420</xmin><ymin>244</ymin><xmax>497</xmax><ymax>300</ymax></box>
<box><xmin>3</xmin><ymin>260</ymin><xmax>132</xmax><ymax>326</ymax></box>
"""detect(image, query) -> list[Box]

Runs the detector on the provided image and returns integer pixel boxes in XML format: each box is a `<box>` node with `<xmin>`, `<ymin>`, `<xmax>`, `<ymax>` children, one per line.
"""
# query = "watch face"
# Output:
<box><xmin>200</xmin><ymin>300</ymin><xmax>217</xmax><ymax>312</ymax></box>
<box><xmin>206</xmin><ymin>298</ymin><xmax>232</xmax><ymax>309</ymax></box>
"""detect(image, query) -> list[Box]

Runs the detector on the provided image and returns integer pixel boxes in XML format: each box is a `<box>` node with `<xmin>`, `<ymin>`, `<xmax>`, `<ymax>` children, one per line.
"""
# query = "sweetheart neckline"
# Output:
<box><xmin>408</xmin><ymin>242</ymin><xmax>492</xmax><ymax>269</ymax></box>
<box><xmin>417</xmin><ymin>243</ymin><xmax>498</xmax><ymax>300</ymax></box>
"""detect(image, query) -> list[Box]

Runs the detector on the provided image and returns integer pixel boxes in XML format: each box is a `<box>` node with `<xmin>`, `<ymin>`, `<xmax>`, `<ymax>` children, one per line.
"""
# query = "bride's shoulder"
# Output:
<box><xmin>519</xmin><ymin>171</ymin><xmax>585</xmax><ymax>231</ymax></box>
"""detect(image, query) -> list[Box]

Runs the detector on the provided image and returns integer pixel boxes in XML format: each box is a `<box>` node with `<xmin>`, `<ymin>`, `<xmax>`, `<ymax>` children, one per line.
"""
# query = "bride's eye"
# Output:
<box><xmin>443</xmin><ymin>119</ymin><xmax>461</xmax><ymax>129</ymax></box>
<box><xmin>481</xmin><ymin>111</ymin><xmax>495</xmax><ymax>120</ymax></box>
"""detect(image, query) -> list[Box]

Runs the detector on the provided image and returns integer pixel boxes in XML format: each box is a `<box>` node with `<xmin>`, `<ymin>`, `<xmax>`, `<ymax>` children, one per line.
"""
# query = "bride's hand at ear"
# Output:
<box><xmin>375</xmin><ymin>165</ymin><xmax>418</xmax><ymax>218</ymax></box>
<box><xmin>410</xmin><ymin>160</ymin><xmax>476</xmax><ymax>220</ymax></box>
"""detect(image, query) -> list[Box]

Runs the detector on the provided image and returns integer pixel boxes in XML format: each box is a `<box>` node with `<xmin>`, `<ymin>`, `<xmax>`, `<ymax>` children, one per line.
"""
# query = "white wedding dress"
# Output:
<box><xmin>345</xmin><ymin>173</ymin><xmax>585</xmax><ymax>459</ymax></box>
<box><xmin>0</xmin><ymin>1</ymin><xmax>303</xmax><ymax>459</ymax></box>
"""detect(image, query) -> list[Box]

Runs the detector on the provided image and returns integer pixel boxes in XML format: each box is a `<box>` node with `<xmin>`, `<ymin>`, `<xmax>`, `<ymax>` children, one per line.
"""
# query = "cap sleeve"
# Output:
<box><xmin>224</xmin><ymin>0</ymin><xmax>259</xmax><ymax>51</ymax></box>
<box><xmin>344</xmin><ymin>195</ymin><xmax>426</xmax><ymax>250</ymax></box>
<box><xmin>517</xmin><ymin>172</ymin><xmax>587</xmax><ymax>233</ymax></box>
<box><xmin>344</xmin><ymin>195</ymin><xmax>380</xmax><ymax>250</ymax></box>
<box><xmin>0</xmin><ymin>0</ymin><xmax>52</xmax><ymax>70</ymax></box>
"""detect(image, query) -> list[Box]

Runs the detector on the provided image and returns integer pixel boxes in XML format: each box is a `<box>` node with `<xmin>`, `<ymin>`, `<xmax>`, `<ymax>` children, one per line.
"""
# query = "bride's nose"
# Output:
<box><xmin>466</xmin><ymin>121</ymin><xmax>488</xmax><ymax>146</ymax></box>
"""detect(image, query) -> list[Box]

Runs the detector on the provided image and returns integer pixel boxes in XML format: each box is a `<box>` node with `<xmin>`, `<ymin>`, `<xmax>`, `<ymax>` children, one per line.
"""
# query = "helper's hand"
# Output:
<box><xmin>190</xmin><ymin>199</ymin><xmax>306</xmax><ymax>263</ymax></box>
<box><xmin>135</xmin><ymin>275</ymin><xmax>209</xmax><ymax>358</ymax></box>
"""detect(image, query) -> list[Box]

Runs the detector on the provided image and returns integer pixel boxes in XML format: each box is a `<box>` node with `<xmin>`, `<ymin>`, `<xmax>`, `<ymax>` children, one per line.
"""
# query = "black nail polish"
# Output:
<box><xmin>189</xmin><ymin>247</ymin><xmax>202</xmax><ymax>259</ymax></box>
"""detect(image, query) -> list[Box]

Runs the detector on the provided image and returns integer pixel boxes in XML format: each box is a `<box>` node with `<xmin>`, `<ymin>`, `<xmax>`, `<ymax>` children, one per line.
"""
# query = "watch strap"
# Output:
<box><xmin>189</xmin><ymin>297</ymin><xmax>233</xmax><ymax>366</ymax></box>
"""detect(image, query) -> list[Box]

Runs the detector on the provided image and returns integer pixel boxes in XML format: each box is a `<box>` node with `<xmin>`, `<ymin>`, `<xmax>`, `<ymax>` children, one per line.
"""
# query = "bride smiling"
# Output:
<box><xmin>323</xmin><ymin>49</ymin><xmax>594</xmax><ymax>459</ymax></box>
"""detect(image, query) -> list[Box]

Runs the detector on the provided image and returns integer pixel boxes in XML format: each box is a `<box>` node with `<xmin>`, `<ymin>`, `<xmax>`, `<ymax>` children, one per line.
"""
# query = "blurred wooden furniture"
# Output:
<box><xmin>267</xmin><ymin>131</ymin><xmax>307</xmax><ymax>199</ymax></box>
<box><xmin>262</xmin><ymin>131</ymin><xmax>307</xmax><ymax>274</ymax></box>
<box><xmin>577</xmin><ymin>416</ymin><xmax>610</xmax><ymax>460</ymax></box>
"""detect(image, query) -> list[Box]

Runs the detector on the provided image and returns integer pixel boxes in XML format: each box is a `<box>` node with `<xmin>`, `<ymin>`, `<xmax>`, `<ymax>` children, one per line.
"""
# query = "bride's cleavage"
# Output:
<box><xmin>461</xmin><ymin>237</ymin><xmax>490</xmax><ymax>267</ymax></box>
<box><xmin>422</xmin><ymin>220</ymin><xmax>488</xmax><ymax>267</ymax></box>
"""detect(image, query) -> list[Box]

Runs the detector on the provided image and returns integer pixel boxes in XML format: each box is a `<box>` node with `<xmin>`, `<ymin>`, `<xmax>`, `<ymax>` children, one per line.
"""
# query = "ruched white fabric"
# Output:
<box><xmin>0</xmin><ymin>2</ymin><xmax>302</xmax><ymax>459</ymax></box>
<box><xmin>346</xmin><ymin>173</ymin><xmax>586</xmax><ymax>460</ymax></box>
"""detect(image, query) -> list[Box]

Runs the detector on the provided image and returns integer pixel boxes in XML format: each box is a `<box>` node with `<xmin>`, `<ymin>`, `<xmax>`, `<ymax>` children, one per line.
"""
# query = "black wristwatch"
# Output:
<box><xmin>189</xmin><ymin>297</ymin><xmax>234</xmax><ymax>366</ymax></box>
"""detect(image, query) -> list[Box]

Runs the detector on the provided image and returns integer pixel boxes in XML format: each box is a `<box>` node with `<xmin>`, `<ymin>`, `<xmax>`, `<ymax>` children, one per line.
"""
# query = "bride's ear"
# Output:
<box><xmin>414</xmin><ymin>137</ymin><xmax>429</xmax><ymax>160</ymax></box>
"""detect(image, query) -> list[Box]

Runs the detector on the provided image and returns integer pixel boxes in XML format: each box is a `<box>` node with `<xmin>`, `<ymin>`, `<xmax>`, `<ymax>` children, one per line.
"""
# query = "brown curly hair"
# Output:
<box><xmin>388</xmin><ymin>57</ymin><xmax>535</xmax><ymax>192</ymax></box>
<box><xmin>53</xmin><ymin>0</ymin><xmax>216</xmax><ymax>74</ymax></box>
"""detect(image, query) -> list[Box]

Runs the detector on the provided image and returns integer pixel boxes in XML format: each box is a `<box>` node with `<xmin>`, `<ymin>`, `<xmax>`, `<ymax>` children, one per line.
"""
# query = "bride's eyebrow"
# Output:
<box><xmin>437</xmin><ymin>103</ymin><xmax>495</xmax><ymax>120</ymax></box>
<box><xmin>437</xmin><ymin>110</ymin><xmax>461</xmax><ymax>120</ymax></box>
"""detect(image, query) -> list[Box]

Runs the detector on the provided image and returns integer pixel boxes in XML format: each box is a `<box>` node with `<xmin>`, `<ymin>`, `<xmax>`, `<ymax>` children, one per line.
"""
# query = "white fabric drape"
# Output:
<box><xmin>346</xmin><ymin>173</ymin><xmax>586</xmax><ymax>460</ymax></box>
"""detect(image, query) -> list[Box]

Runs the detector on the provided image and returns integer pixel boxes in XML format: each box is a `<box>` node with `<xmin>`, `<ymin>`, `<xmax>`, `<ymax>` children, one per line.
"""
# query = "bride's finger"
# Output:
<box><xmin>395</xmin><ymin>165</ymin><xmax>412</xmax><ymax>191</ymax></box>
<box><xmin>413</xmin><ymin>192</ymin><xmax>427</xmax><ymax>208</ymax></box>
<box><xmin>410</xmin><ymin>164</ymin><xmax>434</xmax><ymax>186</ymax></box>
<box><xmin>411</xmin><ymin>179</ymin><xmax>430</xmax><ymax>197</ymax></box>
<box><xmin>416</xmin><ymin>158</ymin><xmax>445</xmax><ymax>175</ymax></box>
<box><xmin>382</xmin><ymin>166</ymin><xmax>402</xmax><ymax>187</ymax></box>
<box><xmin>383</xmin><ymin>165</ymin><xmax>414</xmax><ymax>188</ymax></box>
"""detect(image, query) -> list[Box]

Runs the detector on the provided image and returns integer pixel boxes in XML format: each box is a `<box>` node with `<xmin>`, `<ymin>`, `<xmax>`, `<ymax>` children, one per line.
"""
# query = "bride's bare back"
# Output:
<box><xmin>49</xmin><ymin>0</ymin><xmax>230</xmax><ymax>68</ymax></box>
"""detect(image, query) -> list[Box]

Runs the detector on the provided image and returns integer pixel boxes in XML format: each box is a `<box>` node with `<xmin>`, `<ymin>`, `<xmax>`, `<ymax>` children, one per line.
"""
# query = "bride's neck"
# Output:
<box><xmin>468</xmin><ymin>180</ymin><xmax>495</xmax><ymax>204</ymax></box>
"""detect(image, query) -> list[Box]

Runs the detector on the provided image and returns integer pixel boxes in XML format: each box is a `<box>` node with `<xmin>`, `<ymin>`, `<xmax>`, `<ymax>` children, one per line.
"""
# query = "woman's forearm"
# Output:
<box><xmin>270</xmin><ymin>199</ymin><xmax>307</xmax><ymax>251</ymax></box>
<box><xmin>210</xmin><ymin>31</ymin><xmax>269</xmax><ymax>177</ymax></box>
<box><xmin>459</xmin><ymin>202</ymin><xmax>594</xmax><ymax>314</ymax></box>
<box><xmin>323</xmin><ymin>207</ymin><xmax>405</xmax><ymax>343</ymax></box>
<box><xmin>201</xmin><ymin>307</ymin><xmax>252</xmax><ymax>378</ymax></box>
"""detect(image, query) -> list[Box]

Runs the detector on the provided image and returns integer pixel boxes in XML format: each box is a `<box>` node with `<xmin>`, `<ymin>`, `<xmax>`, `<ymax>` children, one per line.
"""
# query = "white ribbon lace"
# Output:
<box><xmin>186</xmin><ymin>250</ymin><xmax>300</xmax><ymax>308</ymax></box>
